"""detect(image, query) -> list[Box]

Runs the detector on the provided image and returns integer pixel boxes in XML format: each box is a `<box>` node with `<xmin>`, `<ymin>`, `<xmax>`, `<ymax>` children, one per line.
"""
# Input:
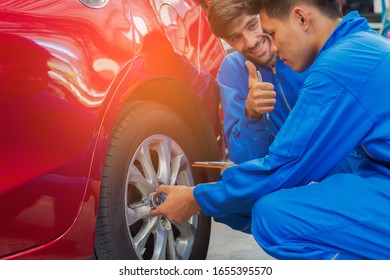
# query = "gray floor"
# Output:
<box><xmin>206</xmin><ymin>219</ymin><xmax>275</xmax><ymax>260</ymax></box>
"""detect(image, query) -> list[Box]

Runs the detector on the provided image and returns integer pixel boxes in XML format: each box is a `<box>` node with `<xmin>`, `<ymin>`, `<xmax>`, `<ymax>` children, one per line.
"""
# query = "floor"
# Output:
<box><xmin>206</xmin><ymin>219</ymin><xmax>275</xmax><ymax>260</ymax></box>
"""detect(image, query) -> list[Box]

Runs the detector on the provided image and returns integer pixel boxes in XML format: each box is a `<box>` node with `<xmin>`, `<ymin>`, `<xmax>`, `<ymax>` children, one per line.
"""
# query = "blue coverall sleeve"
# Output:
<box><xmin>194</xmin><ymin>71</ymin><xmax>374</xmax><ymax>217</ymax></box>
<box><xmin>217</xmin><ymin>57</ymin><xmax>272</xmax><ymax>163</ymax></box>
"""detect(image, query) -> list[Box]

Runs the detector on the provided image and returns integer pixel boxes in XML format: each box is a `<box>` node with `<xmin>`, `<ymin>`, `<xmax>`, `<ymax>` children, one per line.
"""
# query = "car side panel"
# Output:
<box><xmin>0</xmin><ymin>0</ymin><xmax>135</xmax><ymax>257</ymax></box>
<box><xmin>1</xmin><ymin>0</ymin><xmax>225</xmax><ymax>259</ymax></box>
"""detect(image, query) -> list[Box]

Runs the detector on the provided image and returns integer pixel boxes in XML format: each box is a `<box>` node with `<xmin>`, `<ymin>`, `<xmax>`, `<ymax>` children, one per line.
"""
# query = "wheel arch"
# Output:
<box><xmin>125</xmin><ymin>77</ymin><xmax>223</xmax><ymax>163</ymax></box>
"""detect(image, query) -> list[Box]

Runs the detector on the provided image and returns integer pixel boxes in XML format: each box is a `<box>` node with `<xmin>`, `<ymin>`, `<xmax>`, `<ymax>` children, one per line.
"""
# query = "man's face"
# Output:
<box><xmin>259</xmin><ymin>10</ymin><xmax>317</xmax><ymax>72</ymax></box>
<box><xmin>224</xmin><ymin>14</ymin><xmax>276</xmax><ymax>66</ymax></box>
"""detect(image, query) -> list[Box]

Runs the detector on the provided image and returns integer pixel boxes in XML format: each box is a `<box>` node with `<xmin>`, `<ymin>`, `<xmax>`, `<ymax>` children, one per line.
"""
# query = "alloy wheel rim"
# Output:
<box><xmin>124</xmin><ymin>134</ymin><xmax>197</xmax><ymax>259</ymax></box>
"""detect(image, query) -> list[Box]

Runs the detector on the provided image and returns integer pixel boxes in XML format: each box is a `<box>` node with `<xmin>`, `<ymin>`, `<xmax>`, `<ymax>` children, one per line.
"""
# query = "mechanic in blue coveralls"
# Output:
<box><xmin>152</xmin><ymin>0</ymin><xmax>390</xmax><ymax>259</ymax></box>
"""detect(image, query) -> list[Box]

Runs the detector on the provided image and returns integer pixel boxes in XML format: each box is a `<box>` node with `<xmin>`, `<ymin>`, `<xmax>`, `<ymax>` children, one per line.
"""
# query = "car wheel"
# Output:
<box><xmin>95</xmin><ymin>101</ymin><xmax>211</xmax><ymax>260</ymax></box>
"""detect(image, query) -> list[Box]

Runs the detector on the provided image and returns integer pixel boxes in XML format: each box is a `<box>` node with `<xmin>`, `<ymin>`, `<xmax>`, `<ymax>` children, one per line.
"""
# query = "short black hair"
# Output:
<box><xmin>255</xmin><ymin>0</ymin><xmax>342</xmax><ymax>20</ymax></box>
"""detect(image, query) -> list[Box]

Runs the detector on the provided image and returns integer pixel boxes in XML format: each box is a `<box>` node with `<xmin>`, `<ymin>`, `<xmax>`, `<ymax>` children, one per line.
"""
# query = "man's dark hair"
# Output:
<box><xmin>207</xmin><ymin>0</ymin><xmax>261</xmax><ymax>38</ymax></box>
<box><xmin>256</xmin><ymin>0</ymin><xmax>342</xmax><ymax>20</ymax></box>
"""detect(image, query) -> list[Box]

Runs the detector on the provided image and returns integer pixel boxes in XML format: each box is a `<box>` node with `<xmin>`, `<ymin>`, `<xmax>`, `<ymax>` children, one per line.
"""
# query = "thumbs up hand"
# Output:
<box><xmin>244</xmin><ymin>60</ymin><xmax>276</xmax><ymax>120</ymax></box>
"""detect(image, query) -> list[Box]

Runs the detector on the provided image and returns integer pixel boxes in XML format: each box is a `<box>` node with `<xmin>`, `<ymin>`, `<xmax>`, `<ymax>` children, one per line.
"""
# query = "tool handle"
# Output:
<box><xmin>149</xmin><ymin>192</ymin><xmax>166</xmax><ymax>208</ymax></box>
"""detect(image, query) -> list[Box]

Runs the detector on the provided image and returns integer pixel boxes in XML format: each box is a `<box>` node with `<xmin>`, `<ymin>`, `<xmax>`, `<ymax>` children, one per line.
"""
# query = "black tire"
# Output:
<box><xmin>95</xmin><ymin>101</ymin><xmax>211</xmax><ymax>260</ymax></box>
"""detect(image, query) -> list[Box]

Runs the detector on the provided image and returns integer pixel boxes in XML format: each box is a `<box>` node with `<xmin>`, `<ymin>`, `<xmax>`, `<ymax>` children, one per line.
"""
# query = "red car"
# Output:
<box><xmin>0</xmin><ymin>0</ymin><xmax>226</xmax><ymax>260</ymax></box>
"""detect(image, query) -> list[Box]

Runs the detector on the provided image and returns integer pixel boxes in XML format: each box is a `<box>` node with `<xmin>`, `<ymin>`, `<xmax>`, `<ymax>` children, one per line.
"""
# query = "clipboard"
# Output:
<box><xmin>192</xmin><ymin>161</ymin><xmax>235</xmax><ymax>169</ymax></box>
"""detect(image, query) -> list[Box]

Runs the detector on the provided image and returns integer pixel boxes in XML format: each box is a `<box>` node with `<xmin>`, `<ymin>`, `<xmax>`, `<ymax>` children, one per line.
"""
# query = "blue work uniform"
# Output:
<box><xmin>218</xmin><ymin>52</ymin><xmax>305</xmax><ymax>163</ymax></box>
<box><xmin>195</xmin><ymin>12</ymin><xmax>390</xmax><ymax>259</ymax></box>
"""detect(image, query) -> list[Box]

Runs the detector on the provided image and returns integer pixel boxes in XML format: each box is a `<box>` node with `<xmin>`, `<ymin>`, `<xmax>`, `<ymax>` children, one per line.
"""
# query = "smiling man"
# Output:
<box><xmin>193</xmin><ymin>0</ymin><xmax>307</xmax><ymax>234</ymax></box>
<box><xmin>206</xmin><ymin>0</ymin><xmax>306</xmax><ymax>164</ymax></box>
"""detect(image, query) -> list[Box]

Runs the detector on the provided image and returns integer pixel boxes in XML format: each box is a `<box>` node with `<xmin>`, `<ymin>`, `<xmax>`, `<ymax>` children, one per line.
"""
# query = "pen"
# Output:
<box><xmin>256</xmin><ymin>70</ymin><xmax>270</xmax><ymax>123</ymax></box>
<box><xmin>256</xmin><ymin>70</ymin><xmax>263</xmax><ymax>82</ymax></box>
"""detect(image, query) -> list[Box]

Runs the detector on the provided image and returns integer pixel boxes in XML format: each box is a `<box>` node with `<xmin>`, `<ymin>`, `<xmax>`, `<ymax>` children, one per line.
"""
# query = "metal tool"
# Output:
<box><xmin>257</xmin><ymin>70</ymin><xmax>271</xmax><ymax>126</ymax></box>
<box><xmin>145</xmin><ymin>192</ymin><xmax>166</xmax><ymax>208</ymax></box>
<box><xmin>130</xmin><ymin>192</ymin><xmax>166</xmax><ymax>209</ymax></box>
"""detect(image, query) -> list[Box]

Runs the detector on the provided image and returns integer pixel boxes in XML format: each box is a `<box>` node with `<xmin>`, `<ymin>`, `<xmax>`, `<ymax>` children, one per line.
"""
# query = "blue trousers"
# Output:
<box><xmin>252</xmin><ymin>172</ymin><xmax>390</xmax><ymax>259</ymax></box>
<box><xmin>215</xmin><ymin>158</ymin><xmax>390</xmax><ymax>259</ymax></box>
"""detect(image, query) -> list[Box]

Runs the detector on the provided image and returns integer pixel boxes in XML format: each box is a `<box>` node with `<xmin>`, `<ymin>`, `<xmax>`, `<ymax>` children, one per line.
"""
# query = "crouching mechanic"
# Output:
<box><xmin>152</xmin><ymin>0</ymin><xmax>390</xmax><ymax>260</ymax></box>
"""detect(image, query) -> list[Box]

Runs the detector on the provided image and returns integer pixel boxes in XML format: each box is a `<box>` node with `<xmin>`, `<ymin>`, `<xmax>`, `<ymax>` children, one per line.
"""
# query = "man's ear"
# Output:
<box><xmin>291</xmin><ymin>7</ymin><xmax>309</xmax><ymax>31</ymax></box>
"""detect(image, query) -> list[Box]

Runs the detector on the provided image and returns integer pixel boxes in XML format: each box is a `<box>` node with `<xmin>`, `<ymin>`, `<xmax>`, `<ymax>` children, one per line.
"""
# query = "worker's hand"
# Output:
<box><xmin>150</xmin><ymin>185</ymin><xmax>201</xmax><ymax>223</ymax></box>
<box><xmin>245</xmin><ymin>60</ymin><xmax>276</xmax><ymax>120</ymax></box>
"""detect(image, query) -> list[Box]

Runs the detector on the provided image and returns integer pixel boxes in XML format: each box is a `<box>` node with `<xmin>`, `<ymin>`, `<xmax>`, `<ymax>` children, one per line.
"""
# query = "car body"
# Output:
<box><xmin>0</xmin><ymin>0</ymin><xmax>226</xmax><ymax>259</ymax></box>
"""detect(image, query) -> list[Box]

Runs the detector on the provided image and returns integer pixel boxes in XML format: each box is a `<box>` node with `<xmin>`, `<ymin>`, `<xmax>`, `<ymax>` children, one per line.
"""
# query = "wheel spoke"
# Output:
<box><xmin>126</xmin><ymin>204</ymin><xmax>150</xmax><ymax>226</ymax></box>
<box><xmin>170</xmin><ymin>217</ymin><xmax>197</xmax><ymax>258</ymax></box>
<box><xmin>127</xmin><ymin>165</ymin><xmax>155</xmax><ymax>194</ymax></box>
<box><xmin>171</xmin><ymin>155</ymin><xmax>193</xmax><ymax>185</ymax></box>
<box><xmin>169</xmin><ymin>154</ymin><xmax>183</xmax><ymax>185</ymax></box>
<box><xmin>173</xmin><ymin>218</ymin><xmax>197</xmax><ymax>239</ymax></box>
<box><xmin>133</xmin><ymin>217</ymin><xmax>159</xmax><ymax>254</ymax></box>
<box><xmin>154</xmin><ymin>138</ymin><xmax>172</xmax><ymax>185</ymax></box>
<box><xmin>153</xmin><ymin>227</ymin><xmax>168</xmax><ymax>260</ymax></box>
<box><xmin>136</xmin><ymin>142</ymin><xmax>159</xmax><ymax>188</ymax></box>
<box><xmin>166</xmin><ymin>228</ymin><xmax>178</xmax><ymax>260</ymax></box>
<box><xmin>176</xmin><ymin>169</ymin><xmax>193</xmax><ymax>186</ymax></box>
